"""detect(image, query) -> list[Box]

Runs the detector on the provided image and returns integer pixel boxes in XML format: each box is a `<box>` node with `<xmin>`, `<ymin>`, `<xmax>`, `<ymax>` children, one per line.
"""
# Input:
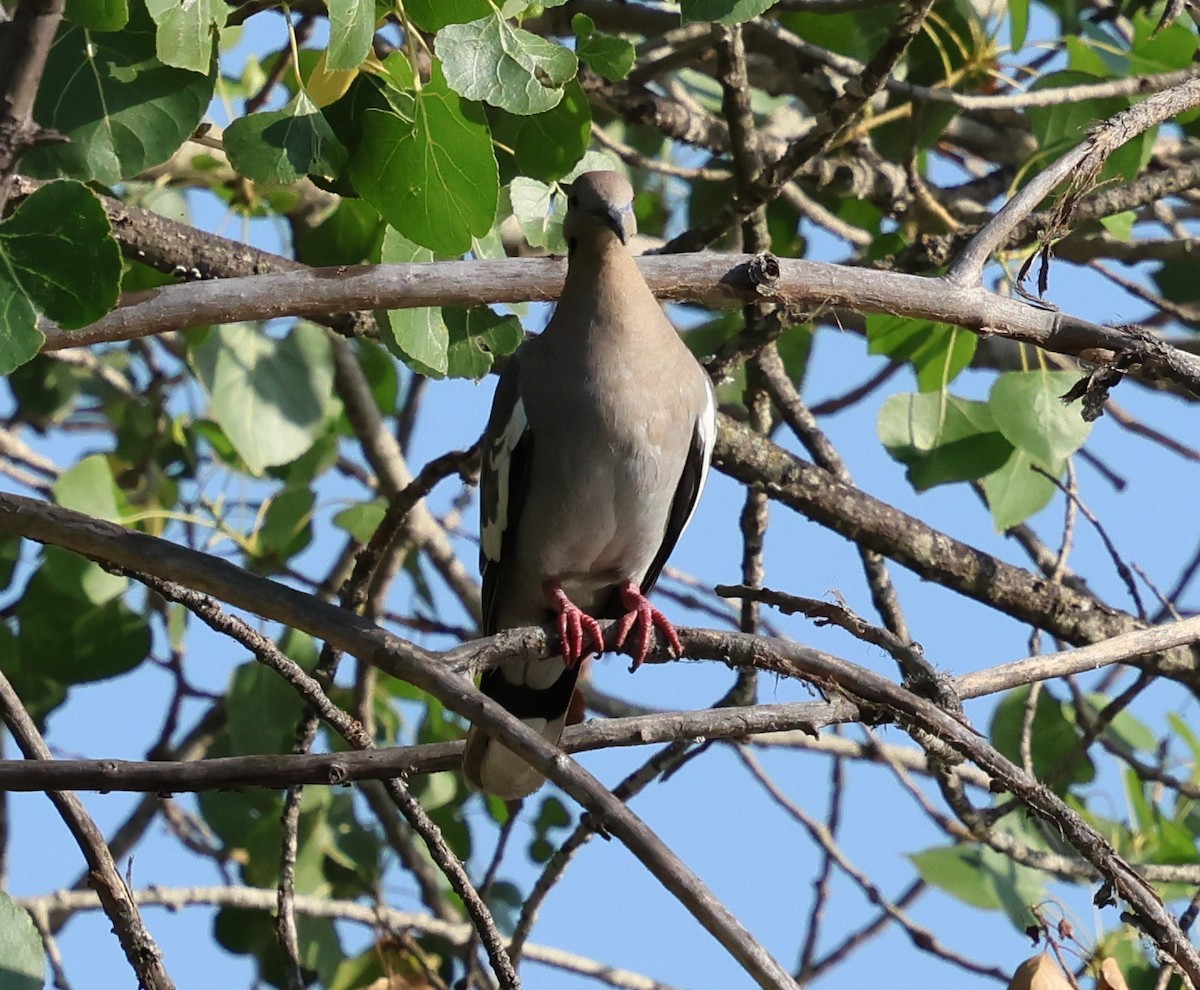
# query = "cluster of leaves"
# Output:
<box><xmin>878</xmin><ymin>369</ymin><xmax>1093</xmax><ymax>529</ymax></box>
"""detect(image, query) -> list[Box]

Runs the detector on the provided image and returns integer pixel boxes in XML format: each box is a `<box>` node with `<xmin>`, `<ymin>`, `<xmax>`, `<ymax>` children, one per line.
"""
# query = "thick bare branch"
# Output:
<box><xmin>41</xmin><ymin>255</ymin><xmax>1200</xmax><ymax>393</ymax></box>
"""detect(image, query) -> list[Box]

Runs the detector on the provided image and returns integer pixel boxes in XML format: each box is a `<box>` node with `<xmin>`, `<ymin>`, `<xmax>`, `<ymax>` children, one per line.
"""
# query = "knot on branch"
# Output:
<box><xmin>748</xmin><ymin>252</ymin><xmax>781</xmax><ymax>294</ymax></box>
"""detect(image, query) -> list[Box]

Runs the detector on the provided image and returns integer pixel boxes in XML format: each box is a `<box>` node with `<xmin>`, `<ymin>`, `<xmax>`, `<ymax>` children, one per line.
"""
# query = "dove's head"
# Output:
<box><xmin>563</xmin><ymin>171</ymin><xmax>636</xmax><ymax>248</ymax></box>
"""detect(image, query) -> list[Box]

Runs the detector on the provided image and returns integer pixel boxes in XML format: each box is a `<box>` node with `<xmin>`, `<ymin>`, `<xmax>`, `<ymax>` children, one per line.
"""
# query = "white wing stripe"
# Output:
<box><xmin>481</xmin><ymin>397</ymin><xmax>528</xmax><ymax>563</ymax></box>
<box><xmin>680</xmin><ymin>379</ymin><xmax>716</xmax><ymax>537</ymax></box>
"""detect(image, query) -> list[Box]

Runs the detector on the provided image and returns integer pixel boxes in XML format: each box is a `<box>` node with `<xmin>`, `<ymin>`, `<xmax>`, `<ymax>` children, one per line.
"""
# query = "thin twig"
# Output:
<box><xmin>17</xmin><ymin>884</ymin><xmax>680</xmax><ymax>990</ymax></box>
<box><xmin>736</xmin><ymin>746</ymin><xmax>1008</xmax><ymax>982</ymax></box>
<box><xmin>0</xmin><ymin>669</ymin><xmax>176</xmax><ymax>990</ymax></box>
<box><xmin>131</xmin><ymin>573</ymin><xmax>519</xmax><ymax>990</ymax></box>
<box><xmin>797</xmin><ymin>739</ymin><xmax>845</xmax><ymax>975</ymax></box>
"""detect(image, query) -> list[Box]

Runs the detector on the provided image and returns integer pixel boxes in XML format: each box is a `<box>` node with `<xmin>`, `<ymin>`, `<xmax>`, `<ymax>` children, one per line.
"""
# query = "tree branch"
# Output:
<box><xmin>714</xmin><ymin>416</ymin><xmax>1200</xmax><ymax>682</ymax></box>
<box><xmin>949</xmin><ymin>75</ymin><xmax>1200</xmax><ymax>284</ymax></box>
<box><xmin>0</xmin><ymin>496</ymin><xmax>796</xmax><ymax>989</ymax></box>
<box><xmin>0</xmin><ymin>0</ymin><xmax>65</xmax><ymax>213</ymax></box>
<box><xmin>1</xmin><ymin>492</ymin><xmax>1199</xmax><ymax>980</ymax></box>
<box><xmin>40</xmin><ymin>254</ymin><xmax>1200</xmax><ymax>394</ymax></box>
<box><xmin>18</xmin><ymin>884</ymin><xmax>682</xmax><ymax>990</ymax></box>
<box><xmin>0</xmin><ymin>668</ymin><xmax>175</xmax><ymax>990</ymax></box>
<box><xmin>2</xmin><ymin>613</ymin><xmax>1197</xmax><ymax>793</ymax></box>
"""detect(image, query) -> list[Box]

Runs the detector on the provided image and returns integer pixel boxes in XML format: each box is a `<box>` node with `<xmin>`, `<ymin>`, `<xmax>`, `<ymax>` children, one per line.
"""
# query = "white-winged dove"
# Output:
<box><xmin>461</xmin><ymin>171</ymin><xmax>717</xmax><ymax>799</ymax></box>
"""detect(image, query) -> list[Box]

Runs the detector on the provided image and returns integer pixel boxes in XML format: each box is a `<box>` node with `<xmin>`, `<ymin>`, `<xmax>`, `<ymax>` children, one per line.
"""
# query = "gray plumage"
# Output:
<box><xmin>462</xmin><ymin>171</ymin><xmax>716</xmax><ymax>799</ymax></box>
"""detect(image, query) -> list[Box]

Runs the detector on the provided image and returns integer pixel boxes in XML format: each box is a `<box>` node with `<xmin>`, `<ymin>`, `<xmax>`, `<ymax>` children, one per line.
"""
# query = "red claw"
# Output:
<box><xmin>545</xmin><ymin>581</ymin><xmax>605</xmax><ymax>667</ymax></box>
<box><xmin>613</xmin><ymin>580</ymin><xmax>683</xmax><ymax>671</ymax></box>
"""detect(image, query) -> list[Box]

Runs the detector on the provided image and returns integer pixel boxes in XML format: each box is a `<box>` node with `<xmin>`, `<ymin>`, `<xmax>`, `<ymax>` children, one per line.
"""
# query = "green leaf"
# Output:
<box><xmin>436</xmin><ymin>14</ymin><xmax>578</xmax><ymax>115</ymax></box>
<box><xmin>378</xmin><ymin>228</ymin><xmax>450</xmax><ymax>374</ymax></box>
<box><xmin>910</xmin><ymin>846</ymin><xmax>1001</xmax><ymax>910</ymax></box>
<box><xmin>528</xmin><ymin>793</ymin><xmax>572</xmax><ymax>863</ymax></box>
<box><xmin>65</xmin><ymin>0</ymin><xmax>129</xmax><ymax>30</ymax></box>
<box><xmin>1153</xmin><ymin>257</ymin><xmax>1200</xmax><ymax>308</ymax></box>
<box><xmin>782</xmin><ymin>8</ymin><xmax>891</xmax><ymax>62</ymax></box>
<box><xmin>977</xmin><ymin>845</ymin><xmax>1044</xmax><ymax>930</ymax></box>
<box><xmin>350</xmin><ymin>64</ymin><xmax>499</xmax><ymax>255</ymax></box>
<box><xmin>42</xmin><ymin>544</ymin><xmax>127</xmax><ymax>607</ymax></box>
<box><xmin>680</xmin><ymin>0</ymin><xmax>776</xmax><ymax>24</ymax></box>
<box><xmin>490</xmin><ymin>78</ymin><xmax>591</xmax><ymax>182</ymax></box>
<box><xmin>1008</xmin><ymin>0</ymin><xmax>1029</xmax><ymax>50</ymax></box>
<box><xmin>0</xmin><ymin>624</ymin><xmax>65</xmax><ymax>726</ymax></box>
<box><xmin>0</xmin><ymin>536</ymin><xmax>20</xmax><ymax>594</ymax></box>
<box><xmin>144</xmin><ymin>0</ymin><xmax>224</xmax><ymax>73</ymax></box>
<box><xmin>327</xmin><ymin>947</ymin><xmax>388</xmax><ymax>990</ymax></box>
<box><xmin>49</xmin><ymin>454</ymin><xmax>129</xmax><ymax>603</ymax></box>
<box><xmin>866</xmin><ymin>316</ymin><xmax>977</xmax><ymax>391</ymax></box>
<box><xmin>988</xmin><ymin>370</ymin><xmax>1093</xmax><ymax>468</ymax></box>
<box><xmin>0</xmin><ymin>181</ymin><xmax>121</xmax><ymax>372</ymax></box>
<box><xmin>911</xmin><ymin>839</ymin><xmax>1047</xmax><ymax>930</ymax></box>
<box><xmin>332</xmin><ymin>499</ymin><xmax>388</xmax><ymax>542</ymax></box>
<box><xmin>506</xmin><ymin>152</ymin><xmax>617</xmax><ymax>253</ymax></box>
<box><xmin>295</xmin><ymin>198</ymin><xmax>384</xmax><ymax>267</ymax></box>
<box><xmin>877</xmin><ymin>392</ymin><xmax>1012</xmax><ymax>491</ymax></box>
<box><xmin>1099</xmin><ymin>210</ymin><xmax>1135</xmax><ymax>240</ymax></box>
<box><xmin>327</xmin><ymin>0</ymin><xmax>375</xmax><ymax>71</ymax></box>
<box><xmin>405</xmin><ymin>0</ymin><xmax>491</xmax><ymax>31</ymax></box>
<box><xmin>20</xmin><ymin>570</ymin><xmax>149</xmax><ymax>684</ymax></box>
<box><xmin>53</xmin><ymin>453</ymin><xmax>125</xmax><ymax>522</ymax></box>
<box><xmin>24</xmin><ymin>1</ymin><xmax>215</xmax><ymax>184</ymax></box>
<box><xmin>251</xmin><ymin>485</ymin><xmax>315</xmax><ymax>571</ymax></box>
<box><xmin>1064</xmin><ymin>35</ymin><xmax>1110</xmax><ymax>75</ymax></box>
<box><xmin>71</xmin><ymin>601</ymin><xmax>153</xmax><ymax>682</ymax></box>
<box><xmin>227</xmin><ymin>662</ymin><xmax>307</xmax><ymax>756</ymax></box>
<box><xmin>573</xmin><ymin>14</ymin><xmax>635</xmax><ymax>80</ymax></box>
<box><xmin>445</xmin><ymin>306</ymin><xmax>524</xmax><ymax>379</ymax></box>
<box><xmin>355</xmin><ymin>338</ymin><xmax>400</xmax><ymax>413</ymax></box>
<box><xmin>189</xmin><ymin>323</ymin><xmax>338</xmax><ymax>474</ymax></box>
<box><xmin>42</xmin><ymin>546</ymin><xmax>126</xmax><ymax>605</ymax></box>
<box><xmin>1130</xmin><ymin>12</ymin><xmax>1198</xmax><ymax>75</ymax></box>
<box><xmin>0</xmin><ymin>890</ymin><xmax>44</xmax><ymax>990</ymax></box>
<box><xmin>981</xmin><ymin>447</ymin><xmax>1058</xmax><ymax>530</ymax></box>
<box><xmin>485</xmin><ymin>880</ymin><xmax>522</xmax><ymax>934</ymax></box>
<box><xmin>991</xmin><ymin>685</ymin><xmax>1095</xmax><ymax>792</ymax></box>
<box><xmin>1168</xmin><ymin>713</ymin><xmax>1200</xmax><ymax>780</ymax></box>
<box><xmin>414</xmin><ymin>771</ymin><xmax>458</xmax><ymax>812</ymax></box>
<box><xmin>1027</xmin><ymin>72</ymin><xmax>1127</xmax><ymax>169</ymax></box>
<box><xmin>1075</xmin><ymin>695</ymin><xmax>1158</xmax><ymax>754</ymax></box>
<box><xmin>509</xmin><ymin>176</ymin><xmax>563</xmax><ymax>250</ymax></box>
<box><xmin>214</xmin><ymin>907</ymin><xmax>341</xmax><ymax>987</ymax></box>
<box><xmin>1122</xmin><ymin>769</ymin><xmax>1197</xmax><ymax>863</ymax></box>
<box><xmin>225</xmin><ymin>91</ymin><xmax>349</xmax><ymax>184</ymax></box>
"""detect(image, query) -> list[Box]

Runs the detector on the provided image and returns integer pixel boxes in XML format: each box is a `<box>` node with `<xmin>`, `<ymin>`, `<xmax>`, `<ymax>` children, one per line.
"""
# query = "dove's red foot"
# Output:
<box><xmin>613</xmin><ymin>580</ymin><xmax>682</xmax><ymax>670</ymax></box>
<box><xmin>545</xmin><ymin>580</ymin><xmax>605</xmax><ymax>667</ymax></box>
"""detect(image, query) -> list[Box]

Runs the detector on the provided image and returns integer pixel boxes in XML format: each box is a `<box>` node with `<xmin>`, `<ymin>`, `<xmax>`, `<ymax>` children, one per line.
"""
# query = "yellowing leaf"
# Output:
<box><xmin>1097</xmin><ymin>957</ymin><xmax>1132</xmax><ymax>990</ymax></box>
<box><xmin>1008</xmin><ymin>953</ymin><xmax>1072</xmax><ymax>990</ymax></box>
<box><xmin>308</xmin><ymin>51</ymin><xmax>359</xmax><ymax>107</ymax></box>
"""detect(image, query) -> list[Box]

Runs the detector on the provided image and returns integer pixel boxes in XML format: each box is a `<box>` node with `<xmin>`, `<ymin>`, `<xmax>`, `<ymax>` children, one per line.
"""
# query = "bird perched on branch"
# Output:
<box><xmin>461</xmin><ymin>171</ymin><xmax>717</xmax><ymax>799</ymax></box>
